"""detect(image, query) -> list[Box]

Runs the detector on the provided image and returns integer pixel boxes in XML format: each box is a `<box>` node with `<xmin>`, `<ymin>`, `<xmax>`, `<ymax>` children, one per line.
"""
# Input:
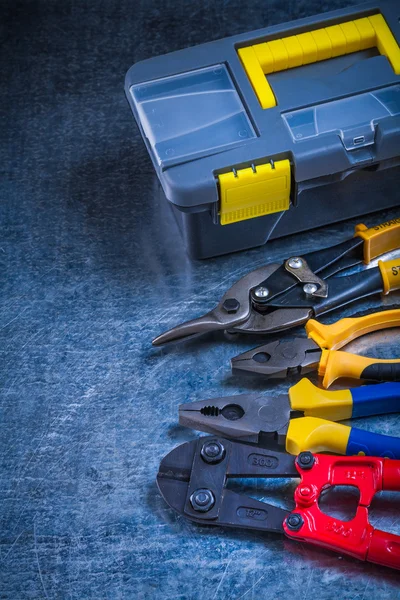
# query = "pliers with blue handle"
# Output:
<box><xmin>179</xmin><ymin>380</ymin><xmax>400</xmax><ymax>457</ymax></box>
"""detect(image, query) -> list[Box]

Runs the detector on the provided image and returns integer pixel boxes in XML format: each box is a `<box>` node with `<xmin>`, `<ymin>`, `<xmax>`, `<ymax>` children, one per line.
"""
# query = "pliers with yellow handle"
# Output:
<box><xmin>153</xmin><ymin>216</ymin><xmax>400</xmax><ymax>345</ymax></box>
<box><xmin>179</xmin><ymin>379</ymin><xmax>400</xmax><ymax>457</ymax></box>
<box><xmin>232</xmin><ymin>308</ymin><xmax>400</xmax><ymax>388</ymax></box>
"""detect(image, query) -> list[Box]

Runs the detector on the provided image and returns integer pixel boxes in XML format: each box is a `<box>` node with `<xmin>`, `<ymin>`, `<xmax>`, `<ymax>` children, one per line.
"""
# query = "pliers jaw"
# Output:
<box><xmin>231</xmin><ymin>337</ymin><xmax>322</xmax><ymax>378</ymax></box>
<box><xmin>179</xmin><ymin>394</ymin><xmax>292</xmax><ymax>448</ymax></box>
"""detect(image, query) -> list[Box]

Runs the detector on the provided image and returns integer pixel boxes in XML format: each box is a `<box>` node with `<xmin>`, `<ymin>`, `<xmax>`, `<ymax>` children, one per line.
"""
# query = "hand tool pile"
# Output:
<box><xmin>155</xmin><ymin>216</ymin><xmax>400</xmax><ymax>570</ymax></box>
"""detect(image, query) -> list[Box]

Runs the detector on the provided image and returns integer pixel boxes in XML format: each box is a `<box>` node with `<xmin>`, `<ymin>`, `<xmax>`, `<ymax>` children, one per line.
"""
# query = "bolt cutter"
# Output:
<box><xmin>152</xmin><ymin>217</ymin><xmax>400</xmax><ymax>346</ymax></box>
<box><xmin>232</xmin><ymin>308</ymin><xmax>400</xmax><ymax>387</ymax></box>
<box><xmin>157</xmin><ymin>436</ymin><xmax>400</xmax><ymax>570</ymax></box>
<box><xmin>179</xmin><ymin>380</ymin><xmax>400</xmax><ymax>457</ymax></box>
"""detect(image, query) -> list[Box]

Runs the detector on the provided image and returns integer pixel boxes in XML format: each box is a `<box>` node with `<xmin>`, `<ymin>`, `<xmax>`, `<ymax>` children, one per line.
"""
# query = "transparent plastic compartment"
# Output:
<box><xmin>130</xmin><ymin>65</ymin><xmax>256</xmax><ymax>168</ymax></box>
<box><xmin>283</xmin><ymin>85</ymin><xmax>400</xmax><ymax>150</ymax></box>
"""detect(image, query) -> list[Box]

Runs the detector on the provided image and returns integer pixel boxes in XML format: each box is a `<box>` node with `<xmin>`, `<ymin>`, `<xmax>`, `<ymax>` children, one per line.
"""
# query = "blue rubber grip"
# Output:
<box><xmin>347</xmin><ymin>427</ymin><xmax>400</xmax><ymax>459</ymax></box>
<box><xmin>350</xmin><ymin>383</ymin><xmax>400</xmax><ymax>418</ymax></box>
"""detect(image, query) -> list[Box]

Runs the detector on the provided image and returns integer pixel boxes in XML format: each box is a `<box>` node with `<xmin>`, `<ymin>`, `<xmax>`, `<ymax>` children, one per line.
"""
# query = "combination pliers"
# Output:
<box><xmin>179</xmin><ymin>380</ymin><xmax>400</xmax><ymax>457</ymax></box>
<box><xmin>152</xmin><ymin>217</ymin><xmax>400</xmax><ymax>345</ymax></box>
<box><xmin>232</xmin><ymin>308</ymin><xmax>400</xmax><ymax>387</ymax></box>
<box><xmin>157</xmin><ymin>437</ymin><xmax>400</xmax><ymax>570</ymax></box>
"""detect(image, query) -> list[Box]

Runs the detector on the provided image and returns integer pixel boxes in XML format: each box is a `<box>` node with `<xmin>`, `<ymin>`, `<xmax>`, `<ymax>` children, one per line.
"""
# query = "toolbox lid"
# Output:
<box><xmin>130</xmin><ymin>65</ymin><xmax>256</xmax><ymax>169</ymax></box>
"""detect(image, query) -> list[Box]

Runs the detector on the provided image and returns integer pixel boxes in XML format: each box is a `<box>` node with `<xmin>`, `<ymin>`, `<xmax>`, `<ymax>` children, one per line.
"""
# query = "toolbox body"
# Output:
<box><xmin>125</xmin><ymin>1</ymin><xmax>400</xmax><ymax>259</ymax></box>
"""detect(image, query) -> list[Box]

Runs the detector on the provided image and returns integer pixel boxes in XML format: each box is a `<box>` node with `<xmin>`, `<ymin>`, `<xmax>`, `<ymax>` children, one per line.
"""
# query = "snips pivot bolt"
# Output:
<box><xmin>222</xmin><ymin>298</ymin><xmax>240</xmax><ymax>314</ymax></box>
<box><xmin>287</xmin><ymin>257</ymin><xmax>303</xmax><ymax>269</ymax></box>
<box><xmin>190</xmin><ymin>488</ymin><xmax>215</xmax><ymax>512</ymax></box>
<box><xmin>303</xmin><ymin>283</ymin><xmax>318</xmax><ymax>296</ymax></box>
<box><xmin>286</xmin><ymin>513</ymin><xmax>304</xmax><ymax>531</ymax></box>
<box><xmin>297</xmin><ymin>451</ymin><xmax>315</xmax><ymax>470</ymax></box>
<box><xmin>201</xmin><ymin>440</ymin><xmax>226</xmax><ymax>464</ymax></box>
<box><xmin>254</xmin><ymin>287</ymin><xmax>269</xmax><ymax>299</ymax></box>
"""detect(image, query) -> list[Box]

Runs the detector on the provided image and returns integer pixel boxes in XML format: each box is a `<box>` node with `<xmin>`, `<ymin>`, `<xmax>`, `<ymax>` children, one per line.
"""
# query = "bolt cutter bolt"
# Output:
<box><xmin>190</xmin><ymin>488</ymin><xmax>215</xmax><ymax>512</ymax></box>
<box><xmin>286</xmin><ymin>513</ymin><xmax>304</xmax><ymax>531</ymax></box>
<box><xmin>288</xmin><ymin>257</ymin><xmax>303</xmax><ymax>269</ymax></box>
<box><xmin>201</xmin><ymin>440</ymin><xmax>226</xmax><ymax>464</ymax></box>
<box><xmin>297</xmin><ymin>452</ymin><xmax>315</xmax><ymax>470</ymax></box>
<box><xmin>254</xmin><ymin>287</ymin><xmax>269</xmax><ymax>298</ymax></box>
<box><xmin>299</xmin><ymin>486</ymin><xmax>312</xmax><ymax>497</ymax></box>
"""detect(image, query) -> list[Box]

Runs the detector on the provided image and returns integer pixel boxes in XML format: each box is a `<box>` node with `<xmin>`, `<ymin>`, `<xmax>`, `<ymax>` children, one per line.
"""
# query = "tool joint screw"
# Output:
<box><xmin>287</xmin><ymin>257</ymin><xmax>303</xmax><ymax>269</ymax></box>
<box><xmin>297</xmin><ymin>452</ymin><xmax>315</xmax><ymax>470</ymax></box>
<box><xmin>201</xmin><ymin>440</ymin><xmax>226</xmax><ymax>464</ymax></box>
<box><xmin>222</xmin><ymin>298</ymin><xmax>240</xmax><ymax>314</ymax></box>
<box><xmin>190</xmin><ymin>488</ymin><xmax>215</xmax><ymax>513</ymax></box>
<box><xmin>303</xmin><ymin>283</ymin><xmax>318</xmax><ymax>296</ymax></box>
<box><xmin>286</xmin><ymin>513</ymin><xmax>304</xmax><ymax>531</ymax></box>
<box><xmin>254</xmin><ymin>286</ymin><xmax>269</xmax><ymax>299</ymax></box>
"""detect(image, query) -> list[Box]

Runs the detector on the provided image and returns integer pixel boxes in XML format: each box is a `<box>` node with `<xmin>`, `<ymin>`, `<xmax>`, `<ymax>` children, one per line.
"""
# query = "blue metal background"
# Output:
<box><xmin>1</xmin><ymin>1</ymin><xmax>400</xmax><ymax>598</ymax></box>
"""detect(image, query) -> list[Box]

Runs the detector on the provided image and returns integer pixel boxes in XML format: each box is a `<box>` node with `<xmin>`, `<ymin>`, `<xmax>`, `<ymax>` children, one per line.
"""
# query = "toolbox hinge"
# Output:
<box><xmin>217</xmin><ymin>159</ymin><xmax>291</xmax><ymax>226</ymax></box>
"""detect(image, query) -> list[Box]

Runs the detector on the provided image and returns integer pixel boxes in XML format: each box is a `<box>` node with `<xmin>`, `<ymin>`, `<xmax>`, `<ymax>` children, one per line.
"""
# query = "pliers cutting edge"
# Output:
<box><xmin>232</xmin><ymin>308</ymin><xmax>400</xmax><ymax>387</ymax></box>
<box><xmin>179</xmin><ymin>380</ymin><xmax>400</xmax><ymax>457</ymax></box>
<box><xmin>152</xmin><ymin>217</ymin><xmax>400</xmax><ymax>345</ymax></box>
<box><xmin>157</xmin><ymin>437</ymin><xmax>400</xmax><ymax>570</ymax></box>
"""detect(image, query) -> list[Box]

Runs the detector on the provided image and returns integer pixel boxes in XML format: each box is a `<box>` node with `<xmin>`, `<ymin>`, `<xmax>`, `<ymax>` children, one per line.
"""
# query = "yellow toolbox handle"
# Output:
<box><xmin>379</xmin><ymin>259</ymin><xmax>400</xmax><ymax>295</ymax></box>
<box><xmin>318</xmin><ymin>350</ymin><xmax>400</xmax><ymax>388</ymax></box>
<box><xmin>286</xmin><ymin>417</ymin><xmax>350</xmax><ymax>455</ymax></box>
<box><xmin>305</xmin><ymin>308</ymin><xmax>400</xmax><ymax>351</ymax></box>
<box><xmin>355</xmin><ymin>217</ymin><xmax>400</xmax><ymax>263</ymax></box>
<box><xmin>238</xmin><ymin>14</ymin><xmax>400</xmax><ymax>109</ymax></box>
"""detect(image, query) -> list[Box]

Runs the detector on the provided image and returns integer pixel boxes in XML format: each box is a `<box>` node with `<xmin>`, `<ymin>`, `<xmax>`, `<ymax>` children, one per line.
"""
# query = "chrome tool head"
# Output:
<box><xmin>231</xmin><ymin>337</ymin><xmax>321</xmax><ymax>377</ymax></box>
<box><xmin>152</xmin><ymin>263</ymin><xmax>281</xmax><ymax>345</ymax></box>
<box><xmin>179</xmin><ymin>393</ymin><xmax>292</xmax><ymax>446</ymax></box>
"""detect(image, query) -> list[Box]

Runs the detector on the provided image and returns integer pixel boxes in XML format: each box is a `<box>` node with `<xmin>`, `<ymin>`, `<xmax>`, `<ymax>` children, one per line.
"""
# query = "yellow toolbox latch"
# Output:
<box><xmin>218</xmin><ymin>158</ymin><xmax>291</xmax><ymax>225</ymax></box>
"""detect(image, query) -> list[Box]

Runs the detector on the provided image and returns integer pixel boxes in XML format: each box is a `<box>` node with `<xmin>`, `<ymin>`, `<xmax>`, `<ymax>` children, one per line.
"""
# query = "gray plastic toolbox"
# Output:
<box><xmin>125</xmin><ymin>1</ymin><xmax>400</xmax><ymax>259</ymax></box>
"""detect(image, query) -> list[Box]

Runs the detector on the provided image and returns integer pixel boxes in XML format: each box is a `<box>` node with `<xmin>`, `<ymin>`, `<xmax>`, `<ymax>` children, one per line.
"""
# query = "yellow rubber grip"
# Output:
<box><xmin>379</xmin><ymin>259</ymin><xmax>400</xmax><ymax>294</ymax></box>
<box><xmin>318</xmin><ymin>349</ymin><xmax>400</xmax><ymax>388</ymax></box>
<box><xmin>354</xmin><ymin>217</ymin><xmax>400</xmax><ymax>263</ymax></box>
<box><xmin>286</xmin><ymin>417</ymin><xmax>350</xmax><ymax>455</ymax></box>
<box><xmin>289</xmin><ymin>378</ymin><xmax>353</xmax><ymax>420</ymax></box>
<box><xmin>305</xmin><ymin>309</ymin><xmax>400</xmax><ymax>351</ymax></box>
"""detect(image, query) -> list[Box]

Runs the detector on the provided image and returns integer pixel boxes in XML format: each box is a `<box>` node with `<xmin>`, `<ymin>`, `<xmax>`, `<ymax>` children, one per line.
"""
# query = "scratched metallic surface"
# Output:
<box><xmin>1</xmin><ymin>0</ymin><xmax>400</xmax><ymax>598</ymax></box>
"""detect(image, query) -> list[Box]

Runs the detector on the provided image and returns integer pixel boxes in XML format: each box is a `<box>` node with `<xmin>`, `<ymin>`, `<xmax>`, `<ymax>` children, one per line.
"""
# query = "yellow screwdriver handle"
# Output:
<box><xmin>319</xmin><ymin>349</ymin><xmax>400</xmax><ymax>388</ymax></box>
<box><xmin>305</xmin><ymin>308</ymin><xmax>400</xmax><ymax>351</ymax></box>
<box><xmin>355</xmin><ymin>217</ymin><xmax>400</xmax><ymax>263</ymax></box>
<box><xmin>379</xmin><ymin>259</ymin><xmax>400</xmax><ymax>294</ymax></box>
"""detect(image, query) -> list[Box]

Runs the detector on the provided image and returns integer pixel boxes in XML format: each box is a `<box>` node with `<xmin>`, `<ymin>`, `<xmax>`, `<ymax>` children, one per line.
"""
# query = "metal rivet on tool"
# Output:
<box><xmin>299</xmin><ymin>486</ymin><xmax>312</xmax><ymax>497</ymax></box>
<box><xmin>287</xmin><ymin>257</ymin><xmax>303</xmax><ymax>269</ymax></box>
<box><xmin>190</xmin><ymin>488</ymin><xmax>215</xmax><ymax>512</ymax></box>
<box><xmin>303</xmin><ymin>283</ymin><xmax>318</xmax><ymax>296</ymax></box>
<box><xmin>222</xmin><ymin>298</ymin><xmax>240</xmax><ymax>314</ymax></box>
<box><xmin>297</xmin><ymin>452</ymin><xmax>315</xmax><ymax>470</ymax></box>
<box><xmin>286</xmin><ymin>513</ymin><xmax>304</xmax><ymax>531</ymax></box>
<box><xmin>254</xmin><ymin>287</ymin><xmax>269</xmax><ymax>299</ymax></box>
<box><xmin>201</xmin><ymin>440</ymin><xmax>226</xmax><ymax>464</ymax></box>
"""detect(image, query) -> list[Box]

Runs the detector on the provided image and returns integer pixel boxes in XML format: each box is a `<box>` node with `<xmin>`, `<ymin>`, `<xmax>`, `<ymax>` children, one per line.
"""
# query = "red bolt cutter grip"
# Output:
<box><xmin>285</xmin><ymin>454</ymin><xmax>400</xmax><ymax>570</ymax></box>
